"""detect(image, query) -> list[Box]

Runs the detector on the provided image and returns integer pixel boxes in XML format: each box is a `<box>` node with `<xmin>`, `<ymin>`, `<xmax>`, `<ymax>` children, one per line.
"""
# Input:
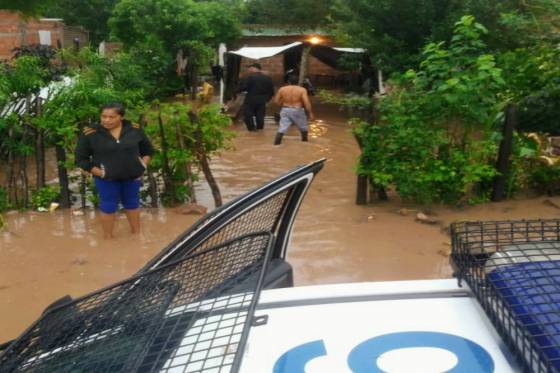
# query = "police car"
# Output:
<box><xmin>0</xmin><ymin>159</ymin><xmax>557</xmax><ymax>372</ymax></box>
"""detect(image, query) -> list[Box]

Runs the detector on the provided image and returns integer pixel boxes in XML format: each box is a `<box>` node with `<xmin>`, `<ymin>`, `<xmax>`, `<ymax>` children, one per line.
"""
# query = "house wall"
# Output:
<box><xmin>0</xmin><ymin>10</ymin><xmax>88</xmax><ymax>60</ymax></box>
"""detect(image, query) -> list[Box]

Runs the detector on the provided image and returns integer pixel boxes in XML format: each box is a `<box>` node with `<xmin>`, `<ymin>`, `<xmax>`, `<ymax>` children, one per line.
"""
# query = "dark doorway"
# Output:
<box><xmin>283</xmin><ymin>47</ymin><xmax>302</xmax><ymax>77</ymax></box>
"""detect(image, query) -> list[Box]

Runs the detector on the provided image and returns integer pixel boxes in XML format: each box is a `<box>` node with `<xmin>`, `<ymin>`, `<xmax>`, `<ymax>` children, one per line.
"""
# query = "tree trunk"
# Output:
<box><xmin>190</xmin><ymin>64</ymin><xmax>198</xmax><ymax>101</ymax></box>
<box><xmin>55</xmin><ymin>144</ymin><xmax>71</xmax><ymax>208</ymax></box>
<box><xmin>184</xmin><ymin>162</ymin><xmax>196</xmax><ymax>203</ymax></box>
<box><xmin>5</xmin><ymin>148</ymin><xmax>16</xmax><ymax>206</ymax></box>
<box><xmin>198</xmin><ymin>152</ymin><xmax>222</xmax><ymax>208</ymax></box>
<box><xmin>492</xmin><ymin>104</ymin><xmax>517</xmax><ymax>202</ymax></box>
<box><xmin>157</xmin><ymin>105</ymin><xmax>176</xmax><ymax>205</ymax></box>
<box><xmin>298</xmin><ymin>44</ymin><xmax>311</xmax><ymax>86</ymax></box>
<box><xmin>20</xmin><ymin>97</ymin><xmax>31</xmax><ymax>208</ymax></box>
<box><xmin>35</xmin><ymin>128</ymin><xmax>45</xmax><ymax>189</ymax></box>
<box><xmin>189</xmin><ymin>111</ymin><xmax>222</xmax><ymax>208</ymax></box>
<box><xmin>19</xmin><ymin>156</ymin><xmax>29</xmax><ymax>208</ymax></box>
<box><xmin>174</xmin><ymin>119</ymin><xmax>197</xmax><ymax>203</ymax></box>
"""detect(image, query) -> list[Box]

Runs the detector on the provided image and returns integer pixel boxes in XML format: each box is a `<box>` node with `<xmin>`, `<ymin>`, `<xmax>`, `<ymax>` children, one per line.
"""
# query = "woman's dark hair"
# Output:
<box><xmin>101</xmin><ymin>102</ymin><xmax>125</xmax><ymax>116</ymax></box>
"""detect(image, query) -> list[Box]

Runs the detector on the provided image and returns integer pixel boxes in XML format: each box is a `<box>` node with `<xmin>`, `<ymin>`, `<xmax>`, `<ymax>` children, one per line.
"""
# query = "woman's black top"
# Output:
<box><xmin>75</xmin><ymin>120</ymin><xmax>154</xmax><ymax>181</ymax></box>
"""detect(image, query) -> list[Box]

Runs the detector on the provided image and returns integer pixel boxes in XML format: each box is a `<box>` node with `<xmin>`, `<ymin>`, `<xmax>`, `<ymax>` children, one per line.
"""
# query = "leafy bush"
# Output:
<box><xmin>318</xmin><ymin>90</ymin><xmax>373</xmax><ymax>120</ymax></box>
<box><xmin>31</xmin><ymin>185</ymin><xmax>60</xmax><ymax>210</ymax></box>
<box><xmin>499</xmin><ymin>44</ymin><xmax>560</xmax><ymax>135</ymax></box>
<box><xmin>0</xmin><ymin>187</ymin><xmax>11</xmax><ymax>213</ymax></box>
<box><xmin>145</xmin><ymin>101</ymin><xmax>235</xmax><ymax>206</ymax></box>
<box><xmin>356</xmin><ymin>16</ymin><xmax>506</xmax><ymax>204</ymax></box>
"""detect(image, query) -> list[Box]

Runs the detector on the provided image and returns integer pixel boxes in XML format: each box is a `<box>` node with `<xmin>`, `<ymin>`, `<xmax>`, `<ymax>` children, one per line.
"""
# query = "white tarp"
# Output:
<box><xmin>1</xmin><ymin>76</ymin><xmax>74</xmax><ymax>117</ymax></box>
<box><xmin>333</xmin><ymin>47</ymin><xmax>365</xmax><ymax>53</ymax></box>
<box><xmin>228</xmin><ymin>42</ymin><xmax>302</xmax><ymax>60</ymax></box>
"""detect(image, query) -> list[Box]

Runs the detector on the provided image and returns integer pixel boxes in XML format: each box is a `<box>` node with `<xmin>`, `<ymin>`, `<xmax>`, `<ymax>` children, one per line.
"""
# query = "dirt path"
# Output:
<box><xmin>1</xmin><ymin>101</ymin><xmax>560</xmax><ymax>342</ymax></box>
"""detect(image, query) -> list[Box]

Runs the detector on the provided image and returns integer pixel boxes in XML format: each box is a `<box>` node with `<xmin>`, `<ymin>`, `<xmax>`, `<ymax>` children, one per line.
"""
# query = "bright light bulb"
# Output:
<box><xmin>309</xmin><ymin>36</ymin><xmax>321</xmax><ymax>45</ymax></box>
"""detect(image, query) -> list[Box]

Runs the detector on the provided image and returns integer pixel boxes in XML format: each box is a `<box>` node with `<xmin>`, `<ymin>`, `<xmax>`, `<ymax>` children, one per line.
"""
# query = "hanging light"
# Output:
<box><xmin>309</xmin><ymin>36</ymin><xmax>321</xmax><ymax>45</ymax></box>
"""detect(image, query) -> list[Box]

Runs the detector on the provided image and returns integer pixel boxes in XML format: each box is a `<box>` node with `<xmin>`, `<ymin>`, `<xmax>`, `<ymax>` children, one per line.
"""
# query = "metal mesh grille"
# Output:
<box><xmin>451</xmin><ymin>220</ymin><xmax>560</xmax><ymax>373</ymax></box>
<box><xmin>194</xmin><ymin>190</ymin><xmax>289</xmax><ymax>253</ymax></box>
<box><xmin>157</xmin><ymin>190</ymin><xmax>291</xmax><ymax>267</ymax></box>
<box><xmin>0</xmin><ymin>232</ymin><xmax>273</xmax><ymax>373</ymax></box>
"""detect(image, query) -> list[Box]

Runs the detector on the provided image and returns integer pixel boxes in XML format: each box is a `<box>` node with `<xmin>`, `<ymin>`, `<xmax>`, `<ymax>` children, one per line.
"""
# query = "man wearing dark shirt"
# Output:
<box><xmin>237</xmin><ymin>63</ymin><xmax>275</xmax><ymax>131</ymax></box>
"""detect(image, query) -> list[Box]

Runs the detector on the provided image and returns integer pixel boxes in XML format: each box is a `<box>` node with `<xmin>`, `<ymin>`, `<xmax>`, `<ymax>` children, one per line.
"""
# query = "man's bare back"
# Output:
<box><xmin>275</xmin><ymin>85</ymin><xmax>314</xmax><ymax>120</ymax></box>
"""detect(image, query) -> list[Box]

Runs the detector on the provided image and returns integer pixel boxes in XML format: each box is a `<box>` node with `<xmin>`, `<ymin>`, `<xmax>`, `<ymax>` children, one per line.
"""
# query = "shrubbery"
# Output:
<box><xmin>355</xmin><ymin>16</ymin><xmax>505</xmax><ymax>204</ymax></box>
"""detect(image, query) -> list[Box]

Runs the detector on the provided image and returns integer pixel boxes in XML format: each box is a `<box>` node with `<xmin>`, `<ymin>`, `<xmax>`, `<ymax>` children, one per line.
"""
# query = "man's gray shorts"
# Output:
<box><xmin>278</xmin><ymin>107</ymin><xmax>307</xmax><ymax>133</ymax></box>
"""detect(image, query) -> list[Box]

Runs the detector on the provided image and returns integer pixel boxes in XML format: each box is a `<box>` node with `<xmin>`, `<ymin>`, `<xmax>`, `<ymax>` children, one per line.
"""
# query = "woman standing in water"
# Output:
<box><xmin>75</xmin><ymin>103</ymin><xmax>153</xmax><ymax>239</ymax></box>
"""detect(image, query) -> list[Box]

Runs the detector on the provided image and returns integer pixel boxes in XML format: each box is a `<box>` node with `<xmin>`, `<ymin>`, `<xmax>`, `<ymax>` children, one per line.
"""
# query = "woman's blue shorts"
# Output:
<box><xmin>94</xmin><ymin>177</ymin><xmax>141</xmax><ymax>213</ymax></box>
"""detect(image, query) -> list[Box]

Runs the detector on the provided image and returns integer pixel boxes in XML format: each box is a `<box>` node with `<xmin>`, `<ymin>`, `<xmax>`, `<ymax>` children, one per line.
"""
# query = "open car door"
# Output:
<box><xmin>138</xmin><ymin>158</ymin><xmax>325</xmax><ymax>288</ymax></box>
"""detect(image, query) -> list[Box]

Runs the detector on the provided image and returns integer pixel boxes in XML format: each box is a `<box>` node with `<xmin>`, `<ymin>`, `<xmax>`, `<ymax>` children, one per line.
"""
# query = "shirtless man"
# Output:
<box><xmin>273</xmin><ymin>74</ymin><xmax>315</xmax><ymax>145</ymax></box>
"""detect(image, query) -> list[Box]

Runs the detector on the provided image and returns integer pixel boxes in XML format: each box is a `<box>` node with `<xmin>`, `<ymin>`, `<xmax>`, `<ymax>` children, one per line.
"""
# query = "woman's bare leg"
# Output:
<box><xmin>124</xmin><ymin>208</ymin><xmax>141</xmax><ymax>234</ymax></box>
<box><xmin>99</xmin><ymin>211</ymin><xmax>116</xmax><ymax>239</ymax></box>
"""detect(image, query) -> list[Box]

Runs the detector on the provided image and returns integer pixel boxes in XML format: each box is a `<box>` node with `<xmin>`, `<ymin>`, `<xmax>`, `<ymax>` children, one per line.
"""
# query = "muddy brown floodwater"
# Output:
<box><xmin>2</xmin><ymin>101</ymin><xmax>560</xmax><ymax>342</ymax></box>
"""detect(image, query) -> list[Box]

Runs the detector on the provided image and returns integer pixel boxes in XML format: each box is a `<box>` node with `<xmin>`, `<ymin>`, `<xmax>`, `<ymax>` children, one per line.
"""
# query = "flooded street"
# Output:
<box><xmin>2</xmin><ymin>102</ymin><xmax>560</xmax><ymax>342</ymax></box>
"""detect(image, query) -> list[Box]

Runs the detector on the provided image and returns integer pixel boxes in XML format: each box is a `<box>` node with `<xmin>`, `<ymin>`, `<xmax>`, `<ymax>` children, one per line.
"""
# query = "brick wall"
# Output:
<box><xmin>239</xmin><ymin>54</ymin><xmax>285</xmax><ymax>84</ymax></box>
<box><xmin>0</xmin><ymin>10</ymin><xmax>65</xmax><ymax>60</ymax></box>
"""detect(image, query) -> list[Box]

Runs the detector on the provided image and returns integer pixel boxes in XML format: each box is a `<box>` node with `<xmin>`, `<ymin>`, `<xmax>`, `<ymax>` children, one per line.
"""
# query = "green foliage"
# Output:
<box><xmin>35</xmin><ymin>48</ymin><xmax>145</xmax><ymax>151</ymax></box>
<box><xmin>196</xmin><ymin>104</ymin><xmax>236</xmax><ymax>154</ymax></box>
<box><xmin>31</xmin><ymin>185</ymin><xmax>60</xmax><ymax>209</ymax></box>
<box><xmin>499</xmin><ymin>43</ymin><xmax>560</xmax><ymax>134</ymax></box>
<box><xmin>144</xmin><ymin>101</ymin><xmax>234</xmax><ymax>205</ymax></box>
<box><xmin>244</xmin><ymin>0</ymin><xmax>334</xmax><ymax>28</ymax></box>
<box><xmin>529</xmin><ymin>164</ymin><xmax>560</xmax><ymax>195</ymax></box>
<box><xmin>42</xmin><ymin>0</ymin><xmax>119</xmax><ymax>45</ymax></box>
<box><xmin>332</xmin><ymin>0</ymin><xmax>458</xmax><ymax>72</ymax></box>
<box><xmin>331</xmin><ymin>0</ymin><xmax>560</xmax><ymax>73</ymax></box>
<box><xmin>356</xmin><ymin>16</ymin><xmax>506</xmax><ymax>204</ymax></box>
<box><xmin>0</xmin><ymin>56</ymin><xmax>48</xmax><ymax>185</ymax></box>
<box><xmin>86</xmin><ymin>178</ymin><xmax>99</xmax><ymax>207</ymax></box>
<box><xmin>0</xmin><ymin>0</ymin><xmax>58</xmax><ymax>15</ymax></box>
<box><xmin>109</xmin><ymin>0</ymin><xmax>240</xmax><ymax>96</ymax></box>
<box><xmin>0</xmin><ymin>187</ymin><xmax>11</xmax><ymax>213</ymax></box>
<box><xmin>3</xmin><ymin>56</ymin><xmax>47</xmax><ymax>97</ymax></box>
<box><xmin>12</xmin><ymin>45</ymin><xmax>61</xmax><ymax>80</ymax></box>
<box><xmin>318</xmin><ymin>90</ymin><xmax>372</xmax><ymax>120</ymax></box>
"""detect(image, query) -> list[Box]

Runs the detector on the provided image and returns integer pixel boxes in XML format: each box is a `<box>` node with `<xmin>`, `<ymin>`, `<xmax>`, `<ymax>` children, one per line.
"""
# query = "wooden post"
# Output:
<box><xmin>55</xmin><ymin>144</ymin><xmax>71</xmax><ymax>208</ymax></box>
<box><xmin>356</xmin><ymin>175</ymin><xmax>368</xmax><ymax>205</ymax></box>
<box><xmin>354</xmin><ymin>133</ymin><xmax>368</xmax><ymax>205</ymax></box>
<box><xmin>188</xmin><ymin>111</ymin><xmax>223</xmax><ymax>208</ymax></box>
<box><xmin>157</xmin><ymin>105</ymin><xmax>176</xmax><ymax>205</ymax></box>
<box><xmin>35</xmin><ymin>98</ymin><xmax>46</xmax><ymax>189</ymax></box>
<box><xmin>298</xmin><ymin>44</ymin><xmax>310</xmax><ymax>86</ymax></box>
<box><xmin>492</xmin><ymin>104</ymin><xmax>517</xmax><ymax>201</ymax></box>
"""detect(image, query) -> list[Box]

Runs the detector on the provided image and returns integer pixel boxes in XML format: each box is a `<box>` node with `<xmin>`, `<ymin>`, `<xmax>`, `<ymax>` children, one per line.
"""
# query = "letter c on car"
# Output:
<box><xmin>273</xmin><ymin>340</ymin><xmax>327</xmax><ymax>373</ymax></box>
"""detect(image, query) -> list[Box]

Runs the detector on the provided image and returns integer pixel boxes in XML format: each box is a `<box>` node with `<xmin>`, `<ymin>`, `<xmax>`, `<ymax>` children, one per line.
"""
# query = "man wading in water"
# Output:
<box><xmin>273</xmin><ymin>74</ymin><xmax>315</xmax><ymax>145</ymax></box>
<box><xmin>237</xmin><ymin>63</ymin><xmax>275</xmax><ymax>131</ymax></box>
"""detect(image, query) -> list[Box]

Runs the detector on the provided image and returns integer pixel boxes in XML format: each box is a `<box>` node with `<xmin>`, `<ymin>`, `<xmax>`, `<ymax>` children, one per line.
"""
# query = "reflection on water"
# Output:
<box><xmin>2</xmin><ymin>102</ymin><xmax>560</xmax><ymax>342</ymax></box>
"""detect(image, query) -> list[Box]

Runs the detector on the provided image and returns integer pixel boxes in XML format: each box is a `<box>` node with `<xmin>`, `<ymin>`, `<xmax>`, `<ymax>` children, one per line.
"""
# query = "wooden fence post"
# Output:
<box><xmin>492</xmin><ymin>104</ymin><xmax>517</xmax><ymax>202</ymax></box>
<box><xmin>356</xmin><ymin>174</ymin><xmax>368</xmax><ymax>205</ymax></box>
